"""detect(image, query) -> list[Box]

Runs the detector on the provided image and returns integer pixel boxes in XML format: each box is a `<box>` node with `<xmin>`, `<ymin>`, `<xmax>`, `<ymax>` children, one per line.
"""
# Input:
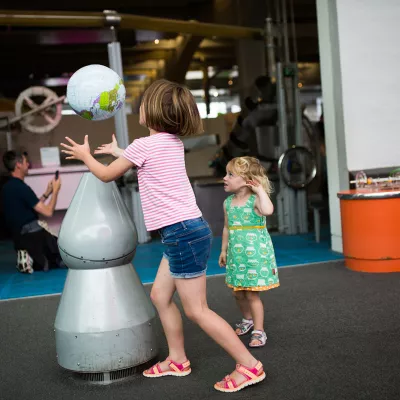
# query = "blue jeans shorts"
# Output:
<box><xmin>159</xmin><ymin>217</ymin><xmax>212</xmax><ymax>279</ymax></box>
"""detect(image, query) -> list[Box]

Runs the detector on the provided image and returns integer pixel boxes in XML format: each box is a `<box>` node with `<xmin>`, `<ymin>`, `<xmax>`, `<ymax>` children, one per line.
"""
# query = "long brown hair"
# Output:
<box><xmin>141</xmin><ymin>79</ymin><xmax>203</xmax><ymax>137</ymax></box>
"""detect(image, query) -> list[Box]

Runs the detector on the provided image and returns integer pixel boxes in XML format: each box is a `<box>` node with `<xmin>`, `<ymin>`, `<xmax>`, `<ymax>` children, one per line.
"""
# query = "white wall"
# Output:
<box><xmin>336</xmin><ymin>0</ymin><xmax>400</xmax><ymax>171</ymax></box>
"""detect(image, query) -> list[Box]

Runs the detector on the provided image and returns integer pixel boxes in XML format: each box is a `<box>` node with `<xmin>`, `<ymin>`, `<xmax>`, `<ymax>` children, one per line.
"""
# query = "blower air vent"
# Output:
<box><xmin>72</xmin><ymin>360</ymin><xmax>154</xmax><ymax>385</ymax></box>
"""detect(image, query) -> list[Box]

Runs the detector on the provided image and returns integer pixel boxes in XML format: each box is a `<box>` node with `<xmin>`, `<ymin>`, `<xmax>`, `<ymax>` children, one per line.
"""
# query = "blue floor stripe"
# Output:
<box><xmin>0</xmin><ymin>231</ymin><xmax>343</xmax><ymax>300</ymax></box>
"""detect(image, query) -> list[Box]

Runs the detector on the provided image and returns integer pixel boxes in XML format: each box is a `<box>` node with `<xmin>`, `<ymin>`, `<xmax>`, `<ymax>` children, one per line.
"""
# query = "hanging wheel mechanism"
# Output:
<box><xmin>14</xmin><ymin>86</ymin><xmax>64</xmax><ymax>134</ymax></box>
<box><xmin>278</xmin><ymin>146</ymin><xmax>317</xmax><ymax>189</ymax></box>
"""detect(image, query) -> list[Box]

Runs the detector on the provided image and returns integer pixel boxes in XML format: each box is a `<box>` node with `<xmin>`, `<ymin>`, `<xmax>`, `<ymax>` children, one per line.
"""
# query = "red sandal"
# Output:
<box><xmin>214</xmin><ymin>361</ymin><xmax>266</xmax><ymax>392</ymax></box>
<box><xmin>143</xmin><ymin>358</ymin><xmax>191</xmax><ymax>378</ymax></box>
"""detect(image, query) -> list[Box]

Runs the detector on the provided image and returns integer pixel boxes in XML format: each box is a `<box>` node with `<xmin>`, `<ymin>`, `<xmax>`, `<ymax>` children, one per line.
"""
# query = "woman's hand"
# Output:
<box><xmin>60</xmin><ymin>135</ymin><xmax>91</xmax><ymax>162</ymax></box>
<box><xmin>94</xmin><ymin>134</ymin><xmax>123</xmax><ymax>158</ymax></box>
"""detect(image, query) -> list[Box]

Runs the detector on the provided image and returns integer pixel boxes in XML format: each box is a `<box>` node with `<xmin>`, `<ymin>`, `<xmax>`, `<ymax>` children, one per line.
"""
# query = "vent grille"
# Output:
<box><xmin>72</xmin><ymin>360</ymin><xmax>154</xmax><ymax>385</ymax></box>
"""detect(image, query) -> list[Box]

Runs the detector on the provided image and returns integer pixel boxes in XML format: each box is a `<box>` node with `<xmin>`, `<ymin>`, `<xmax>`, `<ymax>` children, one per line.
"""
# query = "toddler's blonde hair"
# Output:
<box><xmin>226</xmin><ymin>156</ymin><xmax>273</xmax><ymax>195</ymax></box>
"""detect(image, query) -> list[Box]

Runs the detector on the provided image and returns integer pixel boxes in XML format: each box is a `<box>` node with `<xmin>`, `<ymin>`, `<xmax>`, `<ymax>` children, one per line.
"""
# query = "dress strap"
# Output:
<box><xmin>224</xmin><ymin>195</ymin><xmax>234</xmax><ymax>209</ymax></box>
<box><xmin>248</xmin><ymin>194</ymin><xmax>256</xmax><ymax>207</ymax></box>
<box><xmin>249</xmin><ymin>194</ymin><xmax>266</xmax><ymax>226</ymax></box>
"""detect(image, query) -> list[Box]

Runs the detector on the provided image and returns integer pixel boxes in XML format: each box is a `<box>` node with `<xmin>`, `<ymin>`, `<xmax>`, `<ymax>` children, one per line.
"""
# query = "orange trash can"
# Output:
<box><xmin>337</xmin><ymin>188</ymin><xmax>400</xmax><ymax>273</ymax></box>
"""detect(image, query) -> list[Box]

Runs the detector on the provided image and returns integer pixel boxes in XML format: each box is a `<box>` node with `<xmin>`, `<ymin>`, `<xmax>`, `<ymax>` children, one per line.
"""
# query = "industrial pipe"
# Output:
<box><xmin>0</xmin><ymin>9</ymin><xmax>264</xmax><ymax>39</ymax></box>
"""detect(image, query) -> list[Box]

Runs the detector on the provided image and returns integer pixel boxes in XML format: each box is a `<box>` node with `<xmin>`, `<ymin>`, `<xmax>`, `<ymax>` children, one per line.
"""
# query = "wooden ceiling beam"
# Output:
<box><xmin>0</xmin><ymin>9</ymin><xmax>263</xmax><ymax>39</ymax></box>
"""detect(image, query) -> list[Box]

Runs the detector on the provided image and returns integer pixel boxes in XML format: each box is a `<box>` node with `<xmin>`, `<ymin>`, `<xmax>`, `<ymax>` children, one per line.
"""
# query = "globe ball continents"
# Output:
<box><xmin>67</xmin><ymin>64</ymin><xmax>126</xmax><ymax>121</ymax></box>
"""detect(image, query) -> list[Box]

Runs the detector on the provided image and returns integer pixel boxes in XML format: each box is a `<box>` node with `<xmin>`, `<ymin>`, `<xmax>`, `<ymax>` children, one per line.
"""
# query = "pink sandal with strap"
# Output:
<box><xmin>143</xmin><ymin>358</ymin><xmax>191</xmax><ymax>378</ymax></box>
<box><xmin>214</xmin><ymin>361</ymin><xmax>266</xmax><ymax>392</ymax></box>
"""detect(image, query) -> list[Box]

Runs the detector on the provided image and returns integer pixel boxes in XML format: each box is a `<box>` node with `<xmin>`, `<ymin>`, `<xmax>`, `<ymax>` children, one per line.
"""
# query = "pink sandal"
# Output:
<box><xmin>214</xmin><ymin>361</ymin><xmax>266</xmax><ymax>392</ymax></box>
<box><xmin>143</xmin><ymin>358</ymin><xmax>191</xmax><ymax>378</ymax></box>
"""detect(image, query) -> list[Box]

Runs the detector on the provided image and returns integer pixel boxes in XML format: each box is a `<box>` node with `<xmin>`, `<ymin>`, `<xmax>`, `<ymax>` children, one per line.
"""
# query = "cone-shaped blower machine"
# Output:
<box><xmin>54</xmin><ymin>173</ymin><xmax>158</xmax><ymax>382</ymax></box>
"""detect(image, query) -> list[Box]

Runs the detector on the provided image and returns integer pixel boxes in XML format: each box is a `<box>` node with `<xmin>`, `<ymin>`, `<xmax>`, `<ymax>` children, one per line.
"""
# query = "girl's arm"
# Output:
<box><xmin>221</xmin><ymin>202</ymin><xmax>229</xmax><ymax>253</ymax></box>
<box><xmin>83</xmin><ymin>154</ymin><xmax>134</xmax><ymax>182</ymax></box>
<box><xmin>218</xmin><ymin>202</ymin><xmax>229</xmax><ymax>267</ymax></box>
<box><xmin>61</xmin><ymin>135</ymin><xmax>135</xmax><ymax>183</ymax></box>
<box><xmin>254</xmin><ymin>190</ymin><xmax>274</xmax><ymax>216</ymax></box>
<box><xmin>247</xmin><ymin>180</ymin><xmax>274</xmax><ymax>216</ymax></box>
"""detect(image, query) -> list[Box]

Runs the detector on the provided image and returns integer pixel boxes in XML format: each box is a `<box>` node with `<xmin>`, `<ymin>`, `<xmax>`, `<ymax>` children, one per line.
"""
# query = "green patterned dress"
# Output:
<box><xmin>225</xmin><ymin>194</ymin><xmax>280</xmax><ymax>291</ymax></box>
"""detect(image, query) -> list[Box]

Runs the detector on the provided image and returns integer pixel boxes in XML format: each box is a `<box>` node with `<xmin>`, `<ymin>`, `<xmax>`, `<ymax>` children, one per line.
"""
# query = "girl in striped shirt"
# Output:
<box><xmin>61</xmin><ymin>79</ymin><xmax>265</xmax><ymax>393</ymax></box>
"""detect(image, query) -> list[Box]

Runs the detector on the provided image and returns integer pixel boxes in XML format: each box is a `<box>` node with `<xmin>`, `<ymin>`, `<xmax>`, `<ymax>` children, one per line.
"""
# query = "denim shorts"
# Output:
<box><xmin>159</xmin><ymin>217</ymin><xmax>212</xmax><ymax>279</ymax></box>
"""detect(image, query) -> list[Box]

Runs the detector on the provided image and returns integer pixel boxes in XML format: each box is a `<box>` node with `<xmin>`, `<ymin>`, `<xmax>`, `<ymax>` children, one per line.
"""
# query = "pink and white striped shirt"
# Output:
<box><xmin>123</xmin><ymin>132</ymin><xmax>202</xmax><ymax>231</ymax></box>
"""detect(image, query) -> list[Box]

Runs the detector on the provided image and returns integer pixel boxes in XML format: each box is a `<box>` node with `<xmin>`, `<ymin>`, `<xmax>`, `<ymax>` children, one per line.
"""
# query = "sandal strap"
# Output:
<box><xmin>168</xmin><ymin>359</ymin><xmax>191</xmax><ymax>372</ymax></box>
<box><xmin>235</xmin><ymin>319</ymin><xmax>254</xmax><ymax>333</ymax></box>
<box><xmin>151</xmin><ymin>363</ymin><xmax>163</xmax><ymax>375</ymax></box>
<box><xmin>235</xmin><ymin>361</ymin><xmax>263</xmax><ymax>381</ymax></box>
<box><xmin>235</xmin><ymin>318</ymin><xmax>253</xmax><ymax>327</ymax></box>
<box><xmin>251</xmin><ymin>331</ymin><xmax>267</xmax><ymax>341</ymax></box>
<box><xmin>222</xmin><ymin>375</ymin><xmax>238</xmax><ymax>389</ymax></box>
<box><xmin>251</xmin><ymin>332</ymin><xmax>265</xmax><ymax>338</ymax></box>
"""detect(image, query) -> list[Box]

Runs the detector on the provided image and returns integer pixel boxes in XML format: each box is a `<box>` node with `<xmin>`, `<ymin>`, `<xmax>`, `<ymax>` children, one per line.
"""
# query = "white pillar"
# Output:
<box><xmin>316</xmin><ymin>0</ymin><xmax>349</xmax><ymax>252</ymax></box>
<box><xmin>317</xmin><ymin>0</ymin><xmax>400</xmax><ymax>252</ymax></box>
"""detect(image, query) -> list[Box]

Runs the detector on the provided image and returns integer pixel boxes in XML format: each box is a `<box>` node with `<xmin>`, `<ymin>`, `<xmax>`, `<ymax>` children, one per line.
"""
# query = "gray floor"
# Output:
<box><xmin>1</xmin><ymin>261</ymin><xmax>400</xmax><ymax>400</ymax></box>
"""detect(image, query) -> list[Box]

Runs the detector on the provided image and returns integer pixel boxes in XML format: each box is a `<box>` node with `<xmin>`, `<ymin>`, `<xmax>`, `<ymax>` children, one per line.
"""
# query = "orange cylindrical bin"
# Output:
<box><xmin>337</xmin><ymin>188</ymin><xmax>400</xmax><ymax>273</ymax></box>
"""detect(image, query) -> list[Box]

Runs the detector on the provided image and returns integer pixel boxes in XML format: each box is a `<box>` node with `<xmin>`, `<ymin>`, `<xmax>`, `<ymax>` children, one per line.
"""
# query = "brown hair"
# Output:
<box><xmin>140</xmin><ymin>79</ymin><xmax>203</xmax><ymax>137</ymax></box>
<box><xmin>226</xmin><ymin>156</ymin><xmax>273</xmax><ymax>195</ymax></box>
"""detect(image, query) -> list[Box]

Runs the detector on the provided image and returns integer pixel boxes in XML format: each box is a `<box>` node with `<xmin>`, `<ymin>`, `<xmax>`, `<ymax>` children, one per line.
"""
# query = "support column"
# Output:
<box><xmin>316</xmin><ymin>0</ymin><xmax>348</xmax><ymax>252</ymax></box>
<box><xmin>107</xmin><ymin>26</ymin><xmax>133</xmax><ymax>215</ymax></box>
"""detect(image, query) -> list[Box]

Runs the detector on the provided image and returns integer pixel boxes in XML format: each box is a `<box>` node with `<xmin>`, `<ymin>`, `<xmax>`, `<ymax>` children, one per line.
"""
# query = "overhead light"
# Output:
<box><xmin>231</xmin><ymin>105</ymin><xmax>241</xmax><ymax>113</ymax></box>
<box><xmin>298</xmin><ymin>82</ymin><xmax>303</xmax><ymax>88</ymax></box>
<box><xmin>190</xmin><ymin>89</ymin><xmax>205</xmax><ymax>97</ymax></box>
<box><xmin>154</xmin><ymin>39</ymin><xmax>160</xmax><ymax>44</ymax></box>
<box><xmin>228</xmin><ymin>80</ymin><xmax>233</xmax><ymax>86</ymax></box>
<box><xmin>185</xmin><ymin>70</ymin><xmax>203</xmax><ymax>80</ymax></box>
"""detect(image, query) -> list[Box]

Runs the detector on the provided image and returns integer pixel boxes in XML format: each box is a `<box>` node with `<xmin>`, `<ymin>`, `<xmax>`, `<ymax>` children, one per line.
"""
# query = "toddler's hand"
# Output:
<box><xmin>246</xmin><ymin>179</ymin><xmax>264</xmax><ymax>194</ymax></box>
<box><xmin>218</xmin><ymin>251</ymin><xmax>227</xmax><ymax>267</ymax></box>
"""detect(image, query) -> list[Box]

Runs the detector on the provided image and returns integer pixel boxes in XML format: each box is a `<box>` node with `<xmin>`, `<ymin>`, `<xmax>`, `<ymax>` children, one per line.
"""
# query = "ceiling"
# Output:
<box><xmin>0</xmin><ymin>0</ymin><xmax>319</xmax><ymax>102</ymax></box>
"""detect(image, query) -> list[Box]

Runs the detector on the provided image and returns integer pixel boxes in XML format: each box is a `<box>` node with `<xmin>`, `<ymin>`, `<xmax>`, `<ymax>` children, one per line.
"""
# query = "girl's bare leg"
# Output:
<box><xmin>246</xmin><ymin>291</ymin><xmax>265</xmax><ymax>346</ymax></box>
<box><xmin>147</xmin><ymin>258</ymin><xmax>187</xmax><ymax>370</ymax></box>
<box><xmin>176</xmin><ymin>275</ymin><xmax>258</xmax><ymax>384</ymax></box>
<box><xmin>245</xmin><ymin>291</ymin><xmax>264</xmax><ymax>332</ymax></box>
<box><xmin>234</xmin><ymin>290</ymin><xmax>252</xmax><ymax>320</ymax></box>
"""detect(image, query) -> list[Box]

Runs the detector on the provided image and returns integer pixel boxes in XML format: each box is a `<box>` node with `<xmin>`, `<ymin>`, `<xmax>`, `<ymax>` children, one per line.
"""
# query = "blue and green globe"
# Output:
<box><xmin>67</xmin><ymin>64</ymin><xmax>126</xmax><ymax>121</ymax></box>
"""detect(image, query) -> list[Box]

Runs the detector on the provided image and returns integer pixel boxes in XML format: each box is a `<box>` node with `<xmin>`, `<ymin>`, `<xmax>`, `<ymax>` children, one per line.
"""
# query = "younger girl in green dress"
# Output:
<box><xmin>219</xmin><ymin>156</ymin><xmax>279</xmax><ymax>348</ymax></box>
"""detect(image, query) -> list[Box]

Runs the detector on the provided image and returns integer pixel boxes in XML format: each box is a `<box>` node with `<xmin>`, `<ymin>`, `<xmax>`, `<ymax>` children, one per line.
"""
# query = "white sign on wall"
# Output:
<box><xmin>40</xmin><ymin>147</ymin><xmax>61</xmax><ymax>167</ymax></box>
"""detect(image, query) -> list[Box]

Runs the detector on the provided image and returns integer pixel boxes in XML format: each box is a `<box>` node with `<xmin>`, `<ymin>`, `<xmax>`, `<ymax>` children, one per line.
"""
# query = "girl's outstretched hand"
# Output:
<box><xmin>60</xmin><ymin>135</ymin><xmax>91</xmax><ymax>161</ymax></box>
<box><xmin>94</xmin><ymin>134</ymin><xmax>122</xmax><ymax>158</ymax></box>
